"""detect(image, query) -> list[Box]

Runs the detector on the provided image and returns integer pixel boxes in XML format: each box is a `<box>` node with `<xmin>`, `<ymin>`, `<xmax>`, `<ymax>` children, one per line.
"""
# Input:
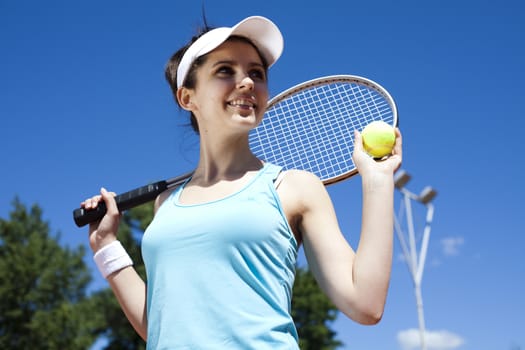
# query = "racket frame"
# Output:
<box><xmin>252</xmin><ymin>74</ymin><xmax>398</xmax><ymax>185</ymax></box>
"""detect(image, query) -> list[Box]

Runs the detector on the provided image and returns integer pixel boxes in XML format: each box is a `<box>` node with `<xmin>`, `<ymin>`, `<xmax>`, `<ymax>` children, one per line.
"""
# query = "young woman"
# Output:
<box><xmin>82</xmin><ymin>15</ymin><xmax>402</xmax><ymax>349</ymax></box>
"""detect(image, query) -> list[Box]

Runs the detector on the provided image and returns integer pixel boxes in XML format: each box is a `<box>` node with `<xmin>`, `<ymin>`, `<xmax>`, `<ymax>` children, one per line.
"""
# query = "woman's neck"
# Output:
<box><xmin>193</xmin><ymin>133</ymin><xmax>262</xmax><ymax>184</ymax></box>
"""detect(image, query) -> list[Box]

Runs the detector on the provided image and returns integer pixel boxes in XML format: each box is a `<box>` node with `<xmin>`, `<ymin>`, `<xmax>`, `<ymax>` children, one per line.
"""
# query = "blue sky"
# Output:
<box><xmin>1</xmin><ymin>1</ymin><xmax>524</xmax><ymax>349</ymax></box>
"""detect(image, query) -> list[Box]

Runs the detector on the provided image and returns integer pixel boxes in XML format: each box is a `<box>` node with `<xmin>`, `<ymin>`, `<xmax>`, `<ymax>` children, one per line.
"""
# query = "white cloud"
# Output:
<box><xmin>440</xmin><ymin>236</ymin><xmax>465</xmax><ymax>256</ymax></box>
<box><xmin>397</xmin><ymin>328</ymin><xmax>465</xmax><ymax>350</ymax></box>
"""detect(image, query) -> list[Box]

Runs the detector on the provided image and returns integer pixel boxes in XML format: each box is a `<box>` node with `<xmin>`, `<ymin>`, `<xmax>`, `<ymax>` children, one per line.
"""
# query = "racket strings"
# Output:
<box><xmin>250</xmin><ymin>80</ymin><xmax>395</xmax><ymax>183</ymax></box>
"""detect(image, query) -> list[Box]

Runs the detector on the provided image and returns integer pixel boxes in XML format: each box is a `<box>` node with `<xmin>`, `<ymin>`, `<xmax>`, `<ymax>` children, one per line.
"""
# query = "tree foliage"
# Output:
<box><xmin>0</xmin><ymin>198</ymin><xmax>102</xmax><ymax>349</ymax></box>
<box><xmin>292</xmin><ymin>268</ymin><xmax>342</xmax><ymax>350</ymax></box>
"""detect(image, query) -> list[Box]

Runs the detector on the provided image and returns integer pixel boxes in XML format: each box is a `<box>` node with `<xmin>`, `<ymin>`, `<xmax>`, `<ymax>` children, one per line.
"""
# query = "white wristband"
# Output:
<box><xmin>93</xmin><ymin>240</ymin><xmax>133</xmax><ymax>279</ymax></box>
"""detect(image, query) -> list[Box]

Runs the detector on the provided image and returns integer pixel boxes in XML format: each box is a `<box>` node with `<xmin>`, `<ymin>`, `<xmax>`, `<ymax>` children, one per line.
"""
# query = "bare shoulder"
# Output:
<box><xmin>277</xmin><ymin>169</ymin><xmax>327</xmax><ymax>211</ymax></box>
<box><xmin>279</xmin><ymin>169</ymin><xmax>325</xmax><ymax>195</ymax></box>
<box><xmin>277</xmin><ymin>169</ymin><xmax>343</xmax><ymax>247</ymax></box>
<box><xmin>280</xmin><ymin>169</ymin><xmax>322</xmax><ymax>186</ymax></box>
<box><xmin>275</xmin><ymin>170</ymin><xmax>325</xmax><ymax>243</ymax></box>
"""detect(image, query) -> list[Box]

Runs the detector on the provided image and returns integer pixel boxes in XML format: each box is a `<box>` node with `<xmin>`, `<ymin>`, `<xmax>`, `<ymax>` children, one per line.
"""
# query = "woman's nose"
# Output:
<box><xmin>237</xmin><ymin>75</ymin><xmax>254</xmax><ymax>90</ymax></box>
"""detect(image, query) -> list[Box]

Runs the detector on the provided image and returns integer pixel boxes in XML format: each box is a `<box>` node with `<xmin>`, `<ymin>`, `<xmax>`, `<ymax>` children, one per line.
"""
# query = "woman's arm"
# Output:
<box><xmin>83</xmin><ymin>188</ymin><xmax>148</xmax><ymax>340</ymax></box>
<box><xmin>282</xmin><ymin>129</ymin><xmax>402</xmax><ymax>325</ymax></box>
<box><xmin>106</xmin><ymin>266</ymin><xmax>148</xmax><ymax>340</ymax></box>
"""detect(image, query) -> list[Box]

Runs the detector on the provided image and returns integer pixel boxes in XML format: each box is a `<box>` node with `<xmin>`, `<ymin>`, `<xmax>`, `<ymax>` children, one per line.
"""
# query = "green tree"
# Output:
<box><xmin>292</xmin><ymin>268</ymin><xmax>342</xmax><ymax>350</ymax></box>
<box><xmin>0</xmin><ymin>198</ymin><xmax>103</xmax><ymax>349</ymax></box>
<box><xmin>95</xmin><ymin>202</ymin><xmax>342</xmax><ymax>349</ymax></box>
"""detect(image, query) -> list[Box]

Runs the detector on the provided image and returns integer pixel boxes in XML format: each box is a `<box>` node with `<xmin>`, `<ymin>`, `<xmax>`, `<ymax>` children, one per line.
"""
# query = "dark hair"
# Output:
<box><xmin>164</xmin><ymin>28</ymin><xmax>210</xmax><ymax>133</ymax></box>
<box><xmin>164</xmin><ymin>31</ymin><xmax>269</xmax><ymax>134</ymax></box>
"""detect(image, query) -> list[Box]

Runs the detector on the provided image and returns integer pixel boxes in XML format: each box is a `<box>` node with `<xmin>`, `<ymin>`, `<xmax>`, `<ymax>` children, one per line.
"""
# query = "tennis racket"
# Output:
<box><xmin>73</xmin><ymin>75</ymin><xmax>398</xmax><ymax>227</ymax></box>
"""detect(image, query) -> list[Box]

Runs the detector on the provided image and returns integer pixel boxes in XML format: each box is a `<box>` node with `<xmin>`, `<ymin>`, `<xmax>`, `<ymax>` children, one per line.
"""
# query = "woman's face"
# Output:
<box><xmin>186</xmin><ymin>39</ymin><xmax>269</xmax><ymax>136</ymax></box>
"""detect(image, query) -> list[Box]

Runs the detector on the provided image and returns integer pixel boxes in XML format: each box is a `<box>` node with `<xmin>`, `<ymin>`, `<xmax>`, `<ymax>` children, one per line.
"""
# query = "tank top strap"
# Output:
<box><xmin>261</xmin><ymin>162</ymin><xmax>283</xmax><ymax>183</ymax></box>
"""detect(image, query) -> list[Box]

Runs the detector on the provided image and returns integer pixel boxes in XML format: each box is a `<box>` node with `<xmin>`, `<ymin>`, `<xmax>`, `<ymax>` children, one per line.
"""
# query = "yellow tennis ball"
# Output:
<box><xmin>361</xmin><ymin>121</ymin><xmax>396</xmax><ymax>158</ymax></box>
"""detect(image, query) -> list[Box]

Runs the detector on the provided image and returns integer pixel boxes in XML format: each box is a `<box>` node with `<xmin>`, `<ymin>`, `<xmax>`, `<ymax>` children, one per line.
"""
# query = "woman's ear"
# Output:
<box><xmin>176</xmin><ymin>87</ymin><xmax>194</xmax><ymax>111</ymax></box>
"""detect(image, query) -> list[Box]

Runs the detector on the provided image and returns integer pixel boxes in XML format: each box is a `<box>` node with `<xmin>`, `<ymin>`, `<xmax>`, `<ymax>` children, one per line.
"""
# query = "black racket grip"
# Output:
<box><xmin>73</xmin><ymin>180</ymin><xmax>168</xmax><ymax>227</ymax></box>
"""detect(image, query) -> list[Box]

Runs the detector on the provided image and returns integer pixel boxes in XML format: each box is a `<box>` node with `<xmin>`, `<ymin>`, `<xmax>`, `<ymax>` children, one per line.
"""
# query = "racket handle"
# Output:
<box><xmin>73</xmin><ymin>180</ymin><xmax>168</xmax><ymax>227</ymax></box>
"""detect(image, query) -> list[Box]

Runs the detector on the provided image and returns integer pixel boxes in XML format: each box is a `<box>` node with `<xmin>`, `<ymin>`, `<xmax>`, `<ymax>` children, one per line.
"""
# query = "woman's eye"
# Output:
<box><xmin>217</xmin><ymin>66</ymin><xmax>234</xmax><ymax>75</ymax></box>
<box><xmin>215</xmin><ymin>66</ymin><xmax>266</xmax><ymax>81</ymax></box>
<box><xmin>250</xmin><ymin>69</ymin><xmax>266</xmax><ymax>81</ymax></box>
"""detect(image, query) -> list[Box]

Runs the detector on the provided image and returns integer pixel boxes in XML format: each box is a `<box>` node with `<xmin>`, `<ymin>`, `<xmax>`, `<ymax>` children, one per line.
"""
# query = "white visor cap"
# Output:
<box><xmin>176</xmin><ymin>16</ymin><xmax>283</xmax><ymax>88</ymax></box>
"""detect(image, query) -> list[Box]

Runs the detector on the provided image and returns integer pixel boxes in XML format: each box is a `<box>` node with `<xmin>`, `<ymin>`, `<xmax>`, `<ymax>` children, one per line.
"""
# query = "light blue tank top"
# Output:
<box><xmin>141</xmin><ymin>163</ymin><xmax>299</xmax><ymax>349</ymax></box>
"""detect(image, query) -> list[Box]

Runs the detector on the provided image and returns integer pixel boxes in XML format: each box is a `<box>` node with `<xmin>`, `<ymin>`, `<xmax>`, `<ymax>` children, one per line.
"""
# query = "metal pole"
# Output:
<box><xmin>403</xmin><ymin>191</ymin><xmax>419</xmax><ymax>280</ymax></box>
<box><xmin>416</xmin><ymin>204</ymin><xmax>434</xmax><ymax>287</ymax></box>
<box><xmin>414</xmin><ymin>283</ymin><xmax>427</xmax><ymax>350</ymax></box>
<box><xmin>394</xmin><ymin>182</ymin><xmax>436</xmax><ymax>350</ymax></box>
